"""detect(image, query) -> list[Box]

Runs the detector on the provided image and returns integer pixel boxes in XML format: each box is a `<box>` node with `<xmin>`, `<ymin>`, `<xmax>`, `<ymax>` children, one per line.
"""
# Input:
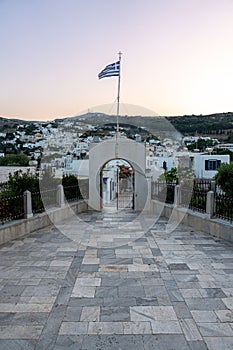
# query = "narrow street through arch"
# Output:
<box><xmin>100</xmin><ymin>159</ymin><xmax>134</xmax><ymax>211</ymax></box>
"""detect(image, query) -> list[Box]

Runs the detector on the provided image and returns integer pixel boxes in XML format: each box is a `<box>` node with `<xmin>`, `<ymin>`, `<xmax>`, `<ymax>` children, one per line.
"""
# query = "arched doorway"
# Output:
<box><xmin>89</xmin><ymin>137</ymin><xmax>149</xmax><ymax>212</ymax></box>
<box><xmin>100</xmin><ymin>159</ymin><xmax>135</xmax><ymax>210</ymax></box>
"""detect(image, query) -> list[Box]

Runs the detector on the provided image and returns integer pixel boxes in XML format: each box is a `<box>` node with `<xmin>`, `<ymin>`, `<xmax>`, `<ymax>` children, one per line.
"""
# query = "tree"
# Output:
<box><xmin>62</xmin><ymin>174</ymin><xmax>79</xmax><ymax>187</ymax></box>
<box><xmin>158</xmin><ymin>167</ymin><xmax>194</xmax><ymax>184</ymax></box>
<box><xmin>1</xmin><ymin>170</ymin><xmax>40</xmax><ymax>196</ymax></box>
<box><xmin>186</xmin><ymin>138</ymin><xmax>217</xmax><ymax>152</ymax></box>
<box><xmin>158</xmin><ymin>167</ymin><xmax>178</xmax><ymax>182</ymax></box>
<box><xmin>61</xmin><ymin>174</ymin><xmax>81</xmax><ymax>200</ymax></box>
<box><xmin>0</xmin><ymin>154</ymin><xmax>29</xmax><ymax>166</ymax></box>
<box><xmin>6</xmin><ymin>132</ymin><xmax>15</xmax><ymax>140</ymax></box>
<box><xmin>215</xmin><ymin>163</ymin><xmax>233</xmax><ymax>197</ymax></box>
<box><xmin>119</xmin><ymin>165</ymin><xmax>132</xmax><ymax>179</ymax></box>
<box><xmin>228</xmin><ymin>132</ymin><xmax>233</xmax><ymax>143</ymax></box>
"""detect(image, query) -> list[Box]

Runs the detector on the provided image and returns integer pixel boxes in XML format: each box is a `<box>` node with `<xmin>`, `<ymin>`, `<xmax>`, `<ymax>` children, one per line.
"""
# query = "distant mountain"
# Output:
<box><xmin>61</xmin><ymin>112</ymin><xmax>109</xmax><ymax>122</ymax></box>
<box><xmin>0</xmin><ymin>116</ymin><xmax>34</xmax><ymax>133</ymax></box>
<box><xmin>64</xmin><ymin>111</ymin><xmax>233</xmax><ymax>141</ymax></box>
<box><xmin>1</xmin><ymin>111</ymin><xmax>233</xmax><ymax>141</ymax></box>
<box><xmin>168</xmin><ymin>112</ymin><xmax>233</xmax><ymax>137</ymax></box>
<box><xmin>0</xmin><ymin>115</ymin><xmax>26</xmax><ymax>123</ymax></box>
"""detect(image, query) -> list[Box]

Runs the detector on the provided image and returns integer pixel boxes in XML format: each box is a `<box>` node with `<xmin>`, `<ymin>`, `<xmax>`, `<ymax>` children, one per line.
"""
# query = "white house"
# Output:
<box><xmin>102</xmin><ymin>167</ymin><xmax>117</xmax><ymax>204</ymax></box>
<box><xmin>146</xmin><ymin>150</ymin><xmax>230</xmax><ymax>180</ymax></box>
<box><xmin>190</xmin><ymin>153</ymin><xmax>230</xmax><ymax>178</ymax></box>
<box><xmin>63</xmin><ymin>159</ymin><xmax>89</xmax><ymax>178</ymax></box>
<box><xmin>216</xmin><ymin>143</ymin><xmax>233</xmax><ymax>152</ymax></box>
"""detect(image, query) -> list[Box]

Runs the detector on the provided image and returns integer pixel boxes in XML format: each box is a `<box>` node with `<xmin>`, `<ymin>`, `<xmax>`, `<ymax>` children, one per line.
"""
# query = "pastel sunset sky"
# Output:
<box><xmin>0</xmin><ymin>0</ymin><xmax>233</xmax><ymax>120</ymax></box>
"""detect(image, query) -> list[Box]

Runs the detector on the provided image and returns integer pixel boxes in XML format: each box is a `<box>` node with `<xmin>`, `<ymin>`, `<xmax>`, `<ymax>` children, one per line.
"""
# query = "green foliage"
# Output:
<box><xmin>62</xmin><ymin>174</ymin><xmax>79</xmax><ymax>187</ymax></box>
<box><xmin>158</xmin><ymin>167</ymin><xmax>178</xmax><ymax>182</ymax></box>
<box><xmin>215</xmin><ymin>196</ymin><xmax>233</xmax><ymax>220</ymax></box>
<box><xmin>190</xmin><ymin>195</ymin><xmax>206</xmax><ymax>211</ymax></box>
<box><xmin>62</xmin><ymin>175</ymin><xmax>88</xmax><ymax>200</ymax></box>
<box><xmin>6</xmin><ymin>132</ymin><xmax>15</xmax><ymax>140</ymax></box>
<box><xmin>169</xmin><ymin>112</ymin><xmax>233</xmax><ymax>135</ymax></box>
<box><xmin>24</xmin><ymin>124</ymin><xmax>37</xmax><ymax>135</ymax></box>
<box><xmin>0</xmin><ymin>168</ymin><xmax>58</xmax><ymax>196</ymax></box>
<box><xmin>0</xmin><ymin>153</ymin><xmax>29</xmax><ymax>166</ymax></box>
<box><xmin>62</xmin><ymin>175</ymin><xmax>80</xmax><ymax>201</ymax></box>
<box><xmin>228</xmin><ymin>132</ymin><xmax>233</xmax><ymax>143</ymax></box>
<box><xmin>1</xmin><ymin>170</ymin><xmax>39</xmax><ymax>196</ymax></box>
<box><xmin>0</xmin><ymin>193</ymin><xmax>24</xmax><ymax>222</ymax></box>
<box><xmin>187</xmin><ymin>138</ymin><xmax>217</xmax><ymax>152</ymax></box>
<box><xmin>215</xmin><ymin>163</ymin><xmax>233</xmax><ymax>196</ymax></box>
<box><xmin>158</xmin><ymin>167</ymin><xmax>194</xmax><ymax>187</ymax></box>
<box><xmin>0</xmin><ymin>169</ymin><xmax>88</xmax><ymax>221</ymax></box>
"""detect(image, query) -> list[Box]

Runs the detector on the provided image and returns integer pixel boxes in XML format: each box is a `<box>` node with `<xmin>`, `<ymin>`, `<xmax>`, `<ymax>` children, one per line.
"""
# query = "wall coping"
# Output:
<box><xmin>0</xmin><ymin>200</ymin><xmax>88</xmax><ymax>246</ymax></box>
<box><xmin>152</xmin><ymin>199</ymin><xmax>233</xmax><ymax>243</ymax></box>
<box><xmin>2</xmin><ymin>197</ymin><xmax>232</xmax><ymax>245</ymax></box>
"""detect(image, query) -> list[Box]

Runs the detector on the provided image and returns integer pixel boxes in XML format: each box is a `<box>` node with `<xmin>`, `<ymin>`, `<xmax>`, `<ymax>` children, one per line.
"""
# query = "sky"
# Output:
<box><xmin>0</xmin><ymin>0</ymin><xmax>233</xmax><ymax>120</ymax></box>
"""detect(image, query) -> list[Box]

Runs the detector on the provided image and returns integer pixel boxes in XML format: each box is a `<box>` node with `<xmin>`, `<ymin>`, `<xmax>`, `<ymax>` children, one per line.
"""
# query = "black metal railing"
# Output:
<box><xmin>151</xmin><ymin>181</ymin><xmax>177</xmax><ymax>204</ymax></box>
<box><xmin>0</xmin><ymin>182</ymin><xmax>88</xmax><ymax>225</ymax></box>
<box><xmin>152</xmin><ymin>180</ymin><xmax>233</xmax><ymax>223</ymax></box>
<box><xmin>193</xmin><ymin>179</ymin><xmax>212</xmax><ymax>191</ymax></box>
<box><xmin>166</xmin><ymin>182</ymin><xmax>177</xmax><ymax>204</ymax></box>
<box><xmin>214</xmin><ymin>194</ymin><xmax>233</xmax><ymax>223</ymax></box>
<box><xmin>0</xmin><ymin>194</ymin><xmax>24</xmax><ymax>224</ymax></box>
<box><xmin>39</xmin><ymin>188</ymin><xmax>58</xmax><ymax>209</ymax></box>
<box><xmin>189</xmin><ymin>189</ymin><xmax>207</xmax><ymax>213</ymax></box>
<box><xmin>190</xmin><ymin>180</ymin><xmax>211</xmax><ymax>213</ymax></box>
<box><xmin>152</xmin><ymin>180</ymin><xmax>209</xmax><ymax>213</ymax></box>
<box><xmin>31</xmin><ymin>191</ymin><xmax>45</xmax><ymax>214</ymax></box>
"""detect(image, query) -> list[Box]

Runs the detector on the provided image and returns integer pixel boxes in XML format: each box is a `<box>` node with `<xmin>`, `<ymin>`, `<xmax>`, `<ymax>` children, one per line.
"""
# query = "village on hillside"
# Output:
<box><xmin>0</xmin><ymin>114</ymin><xmax>232</xmax><ymax>183</ymax></box>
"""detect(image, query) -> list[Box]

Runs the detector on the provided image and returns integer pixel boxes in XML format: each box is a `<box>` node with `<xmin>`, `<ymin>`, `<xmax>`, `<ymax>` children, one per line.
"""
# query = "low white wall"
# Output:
<box><xmin>2</xmin><ymin>198</ymin><xmax>232</xmax><ymax>246</ymax></box>
<box><xmin>152</xmin><ymin>200</ymin><xmax>233</xmax><ymax>243</ymax></box>
<box><xmin>0</xmin><ymin>200</ymin><xmax>88</xmax><ymax>245</ymax></box>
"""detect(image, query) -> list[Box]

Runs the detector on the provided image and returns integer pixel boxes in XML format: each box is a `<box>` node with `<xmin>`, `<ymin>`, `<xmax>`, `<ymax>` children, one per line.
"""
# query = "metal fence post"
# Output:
<box><xmin>206</xmin><ymin>190</ymin><xmax>214</xmax><ymax>218</ymax></box>
<box><xmin>24</xmin><ymin>190</ymin><xmax>33</xmax><ymax>218</ymax></box>
<box><xmin>57</xmin><ymin>184</ymin><xmax>65</xmax><ymax>207</ymax></box>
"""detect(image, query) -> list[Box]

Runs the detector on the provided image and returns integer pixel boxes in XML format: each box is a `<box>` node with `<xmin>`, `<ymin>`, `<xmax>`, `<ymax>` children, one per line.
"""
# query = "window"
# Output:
<box><xmin>205</xmin><ymin>159</ymin><xmax>221</xmax><ymax>171</ymax></box>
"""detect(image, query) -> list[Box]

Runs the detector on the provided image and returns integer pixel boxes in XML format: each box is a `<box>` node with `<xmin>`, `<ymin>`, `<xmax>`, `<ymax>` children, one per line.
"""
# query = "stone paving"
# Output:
<box><xmin>0</xmin><ymin>210</ymin><xmax>233</xmax><ymax>349</ymax></box>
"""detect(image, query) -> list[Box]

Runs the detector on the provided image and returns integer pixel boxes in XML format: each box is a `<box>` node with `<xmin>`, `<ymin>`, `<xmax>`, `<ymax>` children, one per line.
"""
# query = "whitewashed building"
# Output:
<box><xmin>190</xmin><ymin>153</ymin><xmax>230</xmax><ymax>178</ymax></box>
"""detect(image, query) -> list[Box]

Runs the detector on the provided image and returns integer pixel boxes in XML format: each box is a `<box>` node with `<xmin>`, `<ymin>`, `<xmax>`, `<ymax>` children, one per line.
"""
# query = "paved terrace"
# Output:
<box><xmin>0</xmin><ymin>210</ymin><xmax>233</xmax><ymax>350</ymax></box>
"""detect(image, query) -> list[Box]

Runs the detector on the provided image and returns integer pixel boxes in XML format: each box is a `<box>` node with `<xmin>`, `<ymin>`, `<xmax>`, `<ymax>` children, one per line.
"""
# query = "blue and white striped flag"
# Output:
<box><xmin>98</xmin><ymin>61</ymin><xmax>120</xmax><ymax>79</ymax></box>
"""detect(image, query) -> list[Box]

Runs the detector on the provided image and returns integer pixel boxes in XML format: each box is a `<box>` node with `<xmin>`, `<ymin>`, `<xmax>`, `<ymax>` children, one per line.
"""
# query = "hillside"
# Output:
<box><xmin>64</xmin><ymin>112</ymin><xmax>233</xmax><ymax>141</ymax></box>
<box><xmin>168</xmin><ymin>112</ymin><xmax>233</xmax><ymax>138</ymax></box>
<box><xmin>0</xmin><ymin>116</ymin><xmax>32</xmax><ymax>133</ymax></box>
<box><xmin>1</xmin><ymin>112</ymin><xmax>233</xmax><ymax>141</ymax></box>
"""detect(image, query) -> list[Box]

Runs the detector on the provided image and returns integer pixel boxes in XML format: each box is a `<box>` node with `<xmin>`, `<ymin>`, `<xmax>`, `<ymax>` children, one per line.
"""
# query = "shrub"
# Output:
<box><xmin>215</xmin><ymin>163</ymin><xmax>233</xmax><ymax>197</ymax></box>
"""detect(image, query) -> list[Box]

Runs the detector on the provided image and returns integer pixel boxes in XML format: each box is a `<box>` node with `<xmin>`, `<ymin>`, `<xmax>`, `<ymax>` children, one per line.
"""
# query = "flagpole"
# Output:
<box><xmin>115</xmin><ymin>51</ymin><xmax>122</xmax><ymax>159</ymax></box>
<box><xmin>116</xmin><ymin>51</ymin><xmax>122</xmax><ymax>135</ymax></box>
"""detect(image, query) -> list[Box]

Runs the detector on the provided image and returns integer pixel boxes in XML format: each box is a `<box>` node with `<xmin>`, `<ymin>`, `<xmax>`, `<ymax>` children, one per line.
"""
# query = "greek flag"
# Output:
<box><xmin>98</xmin><ymin>61</ymin><xmax>120</xmax><ymax>79</ymax></box>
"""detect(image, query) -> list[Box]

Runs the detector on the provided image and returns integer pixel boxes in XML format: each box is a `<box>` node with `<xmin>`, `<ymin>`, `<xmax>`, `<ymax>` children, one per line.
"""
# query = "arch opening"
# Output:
<box><xmin>100</xmin><ymin>158</ymin><xmax>135</xmax><ymax>211</ymax></box>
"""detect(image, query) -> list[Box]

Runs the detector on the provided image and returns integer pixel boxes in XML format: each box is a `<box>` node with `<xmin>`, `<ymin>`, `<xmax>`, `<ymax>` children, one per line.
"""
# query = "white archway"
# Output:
<box><xmin>88</xmin><ymin>136</ymin><xmax>151</xmax><ymax>212</ymax></box>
